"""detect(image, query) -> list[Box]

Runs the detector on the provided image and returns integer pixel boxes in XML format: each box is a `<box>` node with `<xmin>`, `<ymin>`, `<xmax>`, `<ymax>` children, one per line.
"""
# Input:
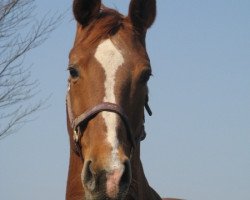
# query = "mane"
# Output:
<box><xmin>83</xmin><ymin>7</ymin><xmax>131</xmax><ymax>44</ymax></box>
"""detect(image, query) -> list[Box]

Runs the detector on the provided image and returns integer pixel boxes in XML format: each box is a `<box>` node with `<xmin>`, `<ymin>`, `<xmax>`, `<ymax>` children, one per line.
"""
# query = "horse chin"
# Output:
<box><xmin>84</xmin><ymin>187</ymin><xmax>129</xmax><ymax>200</ymax></box>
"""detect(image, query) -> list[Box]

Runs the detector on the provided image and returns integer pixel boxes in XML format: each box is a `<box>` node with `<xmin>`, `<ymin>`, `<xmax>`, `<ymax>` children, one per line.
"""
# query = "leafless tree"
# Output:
<box><xmin>0</xmin><ymin>0</ymin><xmax>61</xmax><ymax>139</ymax></box>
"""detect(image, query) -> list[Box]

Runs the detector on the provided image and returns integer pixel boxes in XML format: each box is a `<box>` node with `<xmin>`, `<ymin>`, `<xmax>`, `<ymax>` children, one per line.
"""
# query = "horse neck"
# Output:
<box><xmin>128</xmin><ymin>144</ymin><xmax>161</xmax><ymax>200</ymax></box>
<box><xmin>66</xmin><ymin>147</ymin><xmax>84</xmax><ymax>200</ymax></box>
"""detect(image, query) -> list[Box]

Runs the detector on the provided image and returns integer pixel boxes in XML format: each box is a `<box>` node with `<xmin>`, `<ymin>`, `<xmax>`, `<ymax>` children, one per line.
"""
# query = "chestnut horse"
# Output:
<box><xmin>66</xmin><ymin>0</ymin><xmax>179</xmax><ymax>200</ymax></box>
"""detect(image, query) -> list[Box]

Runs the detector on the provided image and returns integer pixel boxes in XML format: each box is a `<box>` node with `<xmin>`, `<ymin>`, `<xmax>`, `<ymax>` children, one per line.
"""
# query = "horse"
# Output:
<box><xmin>66</xmin><ymin>0</ymin><xmax>180</xmax><ymax>199</ymax></box>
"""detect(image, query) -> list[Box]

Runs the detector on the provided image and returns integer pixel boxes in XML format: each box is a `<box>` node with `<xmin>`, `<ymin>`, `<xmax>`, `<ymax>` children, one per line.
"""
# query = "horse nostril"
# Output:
<box><xmin>83</xmin><ymin>160</ymin><xmax>94</xmax><ymax>188</ymax></box>
<box><xmin>120</xmin><ymin>160</ymin><xmax>131</xmax><ymax>188</ymax></box>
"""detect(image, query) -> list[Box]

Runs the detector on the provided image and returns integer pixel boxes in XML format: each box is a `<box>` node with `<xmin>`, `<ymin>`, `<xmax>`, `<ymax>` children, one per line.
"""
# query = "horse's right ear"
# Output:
<box><xmin>73</xmin><ymin>0</ymin><xmax>101</xmax><ymax>26</ymax></box>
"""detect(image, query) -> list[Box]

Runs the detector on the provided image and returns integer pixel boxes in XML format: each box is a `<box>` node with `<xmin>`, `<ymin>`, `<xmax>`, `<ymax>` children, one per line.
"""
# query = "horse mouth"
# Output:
<box><xmin>84</xmin><ymin>186</ymin><xmax>129</xmax><ymax>200</ymax></box>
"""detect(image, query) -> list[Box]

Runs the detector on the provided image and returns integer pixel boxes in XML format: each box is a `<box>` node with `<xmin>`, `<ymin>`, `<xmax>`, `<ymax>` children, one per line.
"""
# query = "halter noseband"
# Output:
<box><xmin>66</xmin><ymin>92</ymin><xmax>151</xmax><ymax>160</ymax></box>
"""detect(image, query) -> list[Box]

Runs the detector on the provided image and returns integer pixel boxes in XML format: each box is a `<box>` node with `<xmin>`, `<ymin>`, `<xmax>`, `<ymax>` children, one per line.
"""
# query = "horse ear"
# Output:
<box><xmin>128</xmin><ymin>0</ymin><xmax>156</xmax><ymax>32</ymax></box>
<box><xmin>73</xmin><ymin>0</ymin><xmax>101</xmax><ymax>26</ymax></box>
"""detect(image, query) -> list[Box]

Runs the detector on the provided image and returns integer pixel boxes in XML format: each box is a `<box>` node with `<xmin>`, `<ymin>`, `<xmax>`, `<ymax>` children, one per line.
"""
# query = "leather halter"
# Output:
<box><xmin>66</xmin><ymin>92</ymin><xmax>151</xmax><ymax>160</ymax></box>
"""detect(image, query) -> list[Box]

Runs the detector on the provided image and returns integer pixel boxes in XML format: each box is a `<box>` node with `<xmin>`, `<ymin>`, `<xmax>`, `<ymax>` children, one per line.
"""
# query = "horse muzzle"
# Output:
<box><xmin>82</xmin><ymin>159</ymin><xmax>131</xmax><ymax>200</ymax></box>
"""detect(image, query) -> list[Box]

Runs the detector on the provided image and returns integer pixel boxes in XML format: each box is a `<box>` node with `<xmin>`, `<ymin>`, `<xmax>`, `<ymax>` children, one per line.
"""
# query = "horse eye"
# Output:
<box><xmin>68</xmin><ymin>67</ymin><xmax>79</xmax><ymax>79</ymax></box>
<box><xmin>140</xmin><ymin>69</ymin><xmax>152</xmax><ymax>83</ymax></box>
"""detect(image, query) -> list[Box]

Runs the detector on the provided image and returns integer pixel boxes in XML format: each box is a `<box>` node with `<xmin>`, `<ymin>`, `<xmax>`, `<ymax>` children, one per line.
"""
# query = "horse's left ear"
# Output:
<box><xmin>73</xmin><ymin>0</ymin><xmax>101</xmax><ymax>26</ymax></box>
<box><xmin>128</xmin><ymin>0</ymin><xmax>156</xmax><ymax>32</ymax></box>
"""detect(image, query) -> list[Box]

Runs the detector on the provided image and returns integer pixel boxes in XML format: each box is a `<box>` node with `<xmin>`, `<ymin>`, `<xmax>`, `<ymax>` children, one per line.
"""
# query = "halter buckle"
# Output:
<box><xmin>73</xmin><ymin>129</ymin><xmax>80</xmax><ymax>142</ymax></box>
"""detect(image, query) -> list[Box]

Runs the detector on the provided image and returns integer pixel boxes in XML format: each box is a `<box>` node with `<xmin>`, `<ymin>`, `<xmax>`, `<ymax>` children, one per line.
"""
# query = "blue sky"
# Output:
<box><xmin>0</xmin><ymin>1</ymin><xmax>250</xmax><ymax>199</ymax></box>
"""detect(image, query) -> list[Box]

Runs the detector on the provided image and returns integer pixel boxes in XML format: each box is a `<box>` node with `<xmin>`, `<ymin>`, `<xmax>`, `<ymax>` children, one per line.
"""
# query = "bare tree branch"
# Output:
<box><xmin>0</xmin><ymin>0</ymin><xmax>63</xmax><ymax>139</ymax></box>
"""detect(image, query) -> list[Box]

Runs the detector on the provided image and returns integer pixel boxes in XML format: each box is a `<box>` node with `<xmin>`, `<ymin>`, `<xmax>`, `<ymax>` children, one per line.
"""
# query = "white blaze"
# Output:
<box><xmin>94</xmin><ymin>39</ymin><xmax>124</xmax><ymax>170</ymax></box>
